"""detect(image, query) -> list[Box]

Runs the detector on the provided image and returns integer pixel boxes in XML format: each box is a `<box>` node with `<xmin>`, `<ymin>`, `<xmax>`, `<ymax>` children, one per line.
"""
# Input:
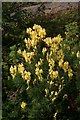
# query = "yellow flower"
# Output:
<box><xmin>50</xmin><ymin>80</ymin><xmax>54</xmax><ymax>86</ymax></box>
<box><xmin>38</xmin><ymin>28</ymin><xmax>46</xmax><ymax>38</ymax></box>
<box><xmin>30</xmin><ymin>31</ymin><xmax>38</xmax><ymax>40</ymax></box>
<box><xmin>24</xmin><ymin>38</ymin><xmax>31</xmax><ymax>49</ymax></box>
<box><xmin>22</xmin><ymin>50</ymin><xmax>34</xmax><ymax>64</ymax></box>
<box><xmin>35</xmin><ymin>68</ymin><xmax>43</xmax><ymax>75</ymax></box>
<box><xmin>31</xmin><ymin>39</ymin><xmax>37</xmax><ymax>47</ymax></box>
<box><xmin>52</xmin><ymin>97</ymin><xmax>56</xmax><ymax>102</ymax></box>
<box><xmin>18</xmin><ymin>63</ymin><xmax>24</xmax><ymax>74</ymax></box>
<box><xmin>26</xmin><ymin>27</ymin><xmax>32</xmax><ymax>34</ymax></box>
<box><xmin>26</xmin><ymin>25</ymin><xmax>46</xmax><ymax>46</ymax></box>
<box><xmin>42</xmin><ymin>47</ymin><xmax>47</xmax><ymax>55</ymax></box>
<box><xmin>17</xmin><ymin>49</ymin><xmax>21</xmax><ymax>54</ymax></box>
<box><xmin>77</xmin><ymin>51</ymin><xmax>80</xmax><ymax>59</ymax></box>
<box><xmin>55</xmin><ymin>91</ymin><xmax>58</xmax><ymax>96</ymax></box>
<box><xmin>52</xmin><ymin>34</ymin><xmax>63</xmax><ymax>44</ymax></box>
<box><xmin>35</xmin><ymin>58</ymin><xmax>43</xmax><ymax>67</ymax></box>
<box><xmin>24</xmin><ymin>71</ymin><xmax>31</xmax><ymax>81</ymax></box>
<box><xmin>27</xmin><ymin>52</ymin><xmax>34</xmax><ymax>64</ymax></box>
<box><xmin>68</xmin><ymin>68</ymin><xmax>73</xmax><ymax>78</ymax></box>
<box><xmin>58</xmin><ymin>59</ymin><xmax>64</xmax><ymax>68</ymax></box>
<box><xmin>43</xmin><ymin>37</ymin><xmax>52</xmax><ymax>46</ymax></box>
<box><xmin>33</xmin><ymin>24</ymin><xmax>46</xmax><ymax>38</ymax></box>
<box><xmin>63</xmin><ymin>61</ymin><xmax>69</xmax><ymax>72</ymax></box>
<box><xmin>52</xmin><ymin>71</ymin><xmax>58</xmax><ymax>79</ymax></box>
<box><xmin>22</xmin><ymin>49</ymin><xmax>27</xmax><ymax>58</ymax></box>
<box><xmin>24</xmin><ymin>38</ymin><xmax>27</xmax><ymax>43</ymax></box>
<box><xmin>10</xmin><ymin>65</ymin><xmax>17</xmax><ymax>79</ymax></box>
<box><xmin>51</xmin><ymin>91</ymin><xmax>54</xmax><ymax>96</ymax></box>
<box><xmin>45</xmin><ymin>88</ymin><xmax>49</xmax><ymax>96</ymax></box>
<box><xmin>65</xmin><ymin>31</ymin><xmax>68</xmax><ymax>35</ymax></box>
<box><xmin>21</xmin><ymin>101</ymin><xmax>27</xmax><ymax>109</ymax></box>
<box><xmin>57</xmin><ymin>49</ymin><xmax>64</xmax><ymax>59</ymax></box>
<box><xmin>33</xmin><ymin>24</ymin><xmax>41</xmax><ymax>31</ymax></box>
<box><xmin>35</xmin><ymin>67</ymin><xmax>43</xmax><ymax>80</ymax></box>
<box><xmin>48</xmin><ymin>58</ymin><xmax>55</xmax><ymax>68</ymax></box>
<box><xmin>49</xmin><ymin>70</ymin><xmax>59</xmax><ymax>79</ymax></box>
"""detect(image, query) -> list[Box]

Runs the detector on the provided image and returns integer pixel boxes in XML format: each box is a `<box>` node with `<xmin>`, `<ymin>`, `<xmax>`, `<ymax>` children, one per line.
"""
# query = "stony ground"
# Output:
<box><xmin>21</xmin><ymin>2</ymin><xmax>78</xmax><ymax>16</ymax></box>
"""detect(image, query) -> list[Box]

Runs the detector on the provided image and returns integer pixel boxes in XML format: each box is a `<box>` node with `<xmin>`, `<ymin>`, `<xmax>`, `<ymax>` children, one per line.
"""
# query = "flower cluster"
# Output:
<box><xmin>35</xmin><ymin>67</ymin><xmax>43</xmax><ymax>81</ymax></box>
<box><xmin>10</xmin><ymin>65</ymin><xmax>17</xmax><ymax>79</ymax></box>
<box><xmin>21</xmin><ymin>101</ymin><xmax>27</xmax><ymax>109</ymax></box>
<box><xmin>35</xmin><ymin>58</ymin><xmax>43</xmax><ymax>81</ymax></box>
<box><xmin>58</xmin><ymin>60</ymin><xmax>73</xmax><ymax>77</ymax></box>
<box><xmin>22</xmin><ymin>50</ymin><xmax>34</xmax><ymax>64</ymax></box>
<box><xmin>9</xmin><ymin>24</ymin><xmax>74</xmax><ymax>108</ymax></box>
<box><xmin>18</xmin><ymin>63</ymin><xmax>31</xmax><ymax>84</ymax></box>
<box><xmin>25</xmin><ymin>24</ymin><xmax>46</xmax><ymax>49</ymax></box>
<box><xmin>10</xmin><ymin>62</ymin><xmax>31</xmax><ymax>85</ymax></box>
<box><xmin>17</xmin><ymin>49</ymin><xmax>35</xmax><ymax>64</ymax></box>
<box><xmin>18</xmin><ymin>63</ymin><xmax>24</xmax><ymax>75</ymax></box>
<box><xmin>42</xmin><ymin>47</ymin><xmax>47</xmax><ymax>55</ymax></box>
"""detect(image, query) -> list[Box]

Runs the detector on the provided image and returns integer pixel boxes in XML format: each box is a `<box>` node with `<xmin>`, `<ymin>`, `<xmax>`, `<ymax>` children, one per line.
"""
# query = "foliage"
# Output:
<box><xmin>2</xmin><ymin>22</ymin><xmax>80</xmax><ymax>120</ymax></box>
<box><xmin>2</xmin><ymin>2</ymin><xmax>80</xmax><ymax>120</ymax></box>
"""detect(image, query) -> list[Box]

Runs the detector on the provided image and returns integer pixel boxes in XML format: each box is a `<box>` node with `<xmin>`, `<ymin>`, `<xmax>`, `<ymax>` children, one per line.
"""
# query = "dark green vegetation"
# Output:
<box><xmin>2</xmin><ymin>2</ymin><xmax>80</xmax><ymax>120</ymax></box>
